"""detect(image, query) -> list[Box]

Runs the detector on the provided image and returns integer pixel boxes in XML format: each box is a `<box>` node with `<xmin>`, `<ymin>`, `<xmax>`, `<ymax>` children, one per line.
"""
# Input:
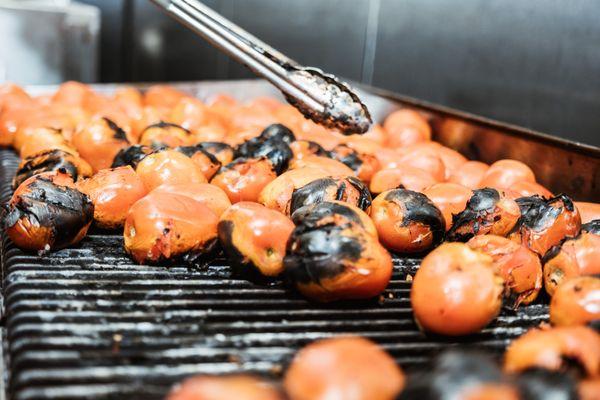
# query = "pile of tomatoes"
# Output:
<box><xmin>1</xmin><ymin>81</ymin><xmax>599</xmax><ymax>399</ymax></box>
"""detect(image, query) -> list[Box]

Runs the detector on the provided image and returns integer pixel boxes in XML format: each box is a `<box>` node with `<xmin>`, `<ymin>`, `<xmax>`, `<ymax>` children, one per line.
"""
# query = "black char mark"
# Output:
<box><xmin>4</xmin><ymin>176</ymin><xmax>94</xmax><ymax>250</ymax></box>
<box><xmin>513</xmin><ymin>194</ymin><xmax>576</xmax><ymax>234</ymax></box>
<box><xmin>397</xmin><ymin>351</ymin><xmax>505</xmax><ymax>400</ymax></box>
<box><xmin>328</xmin><ymin>145</ymin><xmax>363</xmax><ymax>173</ymax></box>
<box><xmin>235</xmin><ymin>136</ymin><xmax>293</xmax><ymax>175</ymax></box>
<box><xmin>111</xmin><ymin>145</ymin><xmax>154</xmax><ymax>168</ymax></box>
<box><xmin>13</xmin><ymin>149</ymin><xmax>79</xmax><ymax>189</ymax></box>
<box><xmin>258</xmin><ymin>124</ymin><xmax>296</xmax><ymax>144</ymax></box>
<box><xmin>289</xmin><ymin>177</ymin><xmax>372</xmax><ymax>215</ymax></box>
<box><xmin>447</xmin><ymin>188</ymin><xmax>500</xmax><ymax>242</ymax></box>
<box><xmin>290</xmin><ymin>201</ymin><xmax>365</xmax><ymax>228</ymax></box>
<box><xmin>198</xmin><ymin>141</ymin><xmax>234</xmax><ymax>160</ymax></box>
<box><xmin>175</xmin><ymin>144</ymin><xmax>221</xmax><ymax>166</ymax></box>
<box><xmin>581</xmin><ymin>219</ymin><xmax>600</xmax><ymax>235</ymax></box>
<box><xmin>515</xmin><ymin>368</ymin><xmax>578</xmax><ymax>400</ymax></box>
<box><xmin>102</xmin><ymin>117</ymin><xmax>129</xmax><ymax>141</ymax></box>
<box><xmin>384</xmin><ymin>189</ymin><xmax>445</xmax><ymax>246</ymax></box>
<box><xmin>142</xmin><ymin>121</ymin><xmax>190</xmax><ymax>135</ymax></box>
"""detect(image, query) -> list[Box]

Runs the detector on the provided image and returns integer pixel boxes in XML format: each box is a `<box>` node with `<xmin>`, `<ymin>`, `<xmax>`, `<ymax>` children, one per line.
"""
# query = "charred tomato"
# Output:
<box><xmin>135</xmin><ymin>149</ymin><xmax>207</xmax><ymax>192</ymax></box>
<box><xmin>196</xmin><ymin>141</ymin><xmax>235</xmax><ymax>165</ymax></box>
<box><xmin>550</xmin><ymin>276</ymin><xmax>600</xmax><ymax>327</ymax></box>
<box><xmin>166</xmin><ymin>375</ymin><xmax>283</xmax><ymax>400</ymax></box>
<box><xmin>72</xmin><ymin>117</ymin><xmax>130</xmax><ymax>172</ymax></box>
<box><xmin>139</xmin><ymin>121</ymin><xmax>191</xmax><ymax>148</ymax></box>
<box><xmin>210</xmin><ymin>157</ymin><xmax>277</xmax><ymax>203</ymax></box>
<box><xmin>111</xmin><ymin>144</ymin><xmax>155</xmax><ymax>168</ymax></box>
<box><xmin>328</xmin><ymin>144</ymin><xmax>380</xmax><ymax>183</ymax></box>
<box><xmin>289</xmin><ymin>176</ymin><xmax>372</xmax><ymax>215</ymax></box>
<box><xmin>13</xmin><ymin>149</ymin><xmax>92</xmax><ymax>189</ymax></box>
<box><xmin>175</xmin><ymin>144</ymin><xmax>221</xmax><ymax>180</ymax></box>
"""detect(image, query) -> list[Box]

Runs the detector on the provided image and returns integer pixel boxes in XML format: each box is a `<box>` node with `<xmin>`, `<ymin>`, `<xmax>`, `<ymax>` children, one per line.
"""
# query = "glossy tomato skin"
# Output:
<box><xmin>284</xmin><ymin>337</ymin><xmax>405</xmax><ymax>400</ymax></box>
<box><xmin>151</xmin><ymin>182</ymin><xmax>231</xmax><ymax>217</ymax></box>
<box><xmin>422</xmin><ymin>183</ymin><xmax>473</xmax><ymax>230</ymax></box>
<box><xmin>289</xmin><ymin>140</ymin><xmax>328</xmax><ymax>160</ymax></box>
<box><xmin>369</xmin><ymin>166</ymin><xmax>438</xmax><ymax>195</ymax></box>
<box><xmin>284</xmin><ymin>201</ymin><xmax>391</xmax><ymax>302</ymax></box>
<box><xmin>411</xmin><ymin>243</ymin><xmax>504</xmax><ymax>336</ymax></box>
<box><xmin>166</xmin><ymin>375</ymin><xmax>284</xmax><ymax>400</ymax></box>
<box><xmin>175</xmin><ymin>144</ymin><xmax>221</xmax><ymax>180</ymax></box>
<box><xmin>123</xmin><ymin>191</ymin><xmax>219</xmax><ymax>264</ymax></box>
<box><xmin>76</xmin><ymin>166</ymin><xmax>147</xmax><ymax>229</ymax></box>
<box><xmin>111</xmin><ymin>144</ymin><xmax>155</xmax><ymax>168</ymax></box>
<box><xmin>18</xmin><ymin>127</ymin><xmax>75</xmax><ymax>159</ymax></box>
<box><xmin>289</xmin><ymin>155</ymin><xmax>354</xmax><ymax>176</ymax></box>
<box><xmin>504</xmin><ymin>326</ymin><xmax>600</xmax><ymax>378</ymax></box>
<box><xmin>72</xmin><ymin>117</ymin><xmax>130</xmax><ymax>172</ymax></box>
<box><xmin>139</xmin><ymin>121</ymin><xmax>191</xmax><ymax>148</ymax></box>
<box><xmin>197</xmin><ymin>141</ymin><xmax>235</xmax><ymax>165</ymax></box>
<box><xmin>210</xmin><ymin>157</ymin><xmax>277</xmax><ymax>203</ymax></box>
<box><xmin>12</xmin><ymin>149</ymin><xmax>92</xmax><ymax>189</ymax></box>
<box><xmin>135</xmin><ymin>149</ymin><xmax>207</xmax><ymax>192</ymax></box>
<box><xmin>543</xmin><ymin>221</ymin><xmax>600</xmax><ymax>296</ymax></box>
<box><xmin>466</xmin><ymin>235</ymin><xmax>542</xmax><ymax>307</ymax></box>
<box><xmin>479</xmin><ymin>159</ymin><xmax>536</xmax><ymax>189</ymax></box>
<box><xmin>383</xmin><ymin>108</ymin><xmax>431</xmax><ymax>147</ymax></box>
<box><xmin>328</xmin><ymin>144</ymin><xmax>380</xmax><ymax>183</ymax></box>
<box><xmin>371</xmin><ymin>189</ymin><xmax>445</xmax><ymax>253</ymax></box>
<box><xmin>218</xmin><ymin>202</ymin><xmax>294</xmax><ymax>281</ymax></box>
<box><xmin>447</xmin><ymin>188</ymin><xmax>521</xmax><ymax>242</ymax></box>
<box><xmin>448</xmin><ymin>160</ymin><xmax>489</xmax><ymax>189</ymax></box>
<box><xmin>509</xmin><ymin>194</ymin><xmax>582</xmax><ymax>256</ymax></box>
<box><xmin>576</xmin><ymin>202</ymin><xmax>600</xmax><ymax>224</ymax></box>
<box><xmin>550</xmin><ymin>276</ymin><xmax>600</xmax><ymax>327</ymax></box>
<box><xmin>289</xmin><ymin>176</ymin><xmax>372</xmax><ymax>215</ymax></box>
<box><xmin>5</xmin><ymin>172</ymin><xmax>94</xmax><ymax>252</ymax></box>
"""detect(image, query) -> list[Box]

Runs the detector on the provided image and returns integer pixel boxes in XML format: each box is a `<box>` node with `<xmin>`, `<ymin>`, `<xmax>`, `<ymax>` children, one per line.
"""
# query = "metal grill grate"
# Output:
<box><xmin>0</xmin><ymin>149</ymin><xmax>549</xmax><ymax>400</ymax></box>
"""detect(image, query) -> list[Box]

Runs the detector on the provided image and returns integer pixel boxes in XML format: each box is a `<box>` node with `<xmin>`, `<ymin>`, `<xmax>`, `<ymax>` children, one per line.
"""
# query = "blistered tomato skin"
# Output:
<box><xmin>446</xmin><ymin>188</ymin><xmax>521</xmax><ymax>242</ymax></box>
<box><xmin>235</xmin><ymin>124</ymin><xmax>294</xmax><ymax>174</ymax></box>
<box><xmin>550</xmin><ymin>276</ymin><xmax>600</xmax><ymax>326</ymax></box>
<box><xmin>284</xmin><ymin>201</ymin><xmax>391</xmax><ymax>302</ymax></box>
<box><xmin>151</xmin><ymin>183</ymin><xmax>231</xmax><ymax>217</ymax></box>
<box><xmin>504</xmin><ymin>326</ymin><xmax>600</xmax><ymax>378</ymax></box>
<box><xmin>256</xmin><ymin>123</ymin><xmax>296</xmax><ymax>144</ymax></box>
<box><xmin>72</xmin><ymin>117</ymin><xmax>130</xmax><ymax>172</ymax></box>
<box><xmin>289</xmin><ymin>176</ymin><xmax>372</xmax><ymax>215</ymax></box>
<box><xmin>18</xmin><ymin>127</ymin><xmax>75</xmax><ymax>159</ymax></box>
<box><xmin>5</xmin><ymin>172</ymin><xmax>94</xmax><ymax>252</ymax></box>
<box><xmin>167</xmin><ymin>375</ymin><xmax>283</xmax><ymax>400</ymax></box>
<box><xmin>422</xmin><ymin>183</ymin><xmax>473</xmax><ymax>231</ymax></box>
<box><xmin>135</xmin><ymin>149</ymin><xmax>207</xmax><ymax>192</ymax></box>
<box><xmin>543</xmin><ymin>221</ymin><xmax>600</xmax><ymax>296</ymax></box>
<box><xmin>210</xmin><ymin>157</ymin><xmax>277</xmax><ymax>203</ymax></box>
<box><xmin>290</xmin><ymin>140</ymin><xmax>328</xmax><ymax>160</ymax></box>
<box><xmin>371</xmin><ymin>189</ymin><xmax>445</xmax><ymax>253</ymax></box>
<box><xmin>466</xmin><ymin>235</ymin><xmax>542</xmax><ymax>307</ymax></box>
<box><xmin>284</xmin><ymin>337</ymin><xmax>405</xmax><ymax>400</ymax></box>
<box><xmin>123</xmin><ymin>192</ymin><xmax>219</xmax><ymax>265</ymax></box>
<box><xmin>218</xmin><ymin>202</ymin><xmax>294</xmax><ymax>281</ymax></box>
<box><xmin>12</xmin><ymin>149</ymin><xmax>93</xmax><ymax>189</ymax></box>
<box><xmin>509</xmin><ymin>194</ymin><xmax>582</xmax><ymax>256</ymax></box>
<box><xmin>139</xmin><ymin>121</ymin><xmax>191</xmax><ymax>148</ymax></box>
<box><xmin>196</xmin><ymin>141</ymin><xmax>235</xmax><ymax>165</ymax></box>
<box><xmin>328</xmin><ymin>144</ymin><xmax>380</xmax><ymax>183</ymax></box>
<box><xmin>111</xmin><ymin>144</ymin><xmax>155</xmax><ymax>168</ymax></box>
<box><xmin>411</xmin><ymin>243</ymin><xmax>503</xmax><ymax>336</ymax></box>
<box><xmin>290</xmin><ymin>201</ymin><xmax>378</xmax><ymax>238</ymax></box>
<box><xmin>175</xmin><ymin>144</ymin><xmax>221</xmax><ymax>180</ymax></box>
<box><xmin>76</xmin><ymin>166</ymin><xmax>147</xmax><ymax>229</ymax></box>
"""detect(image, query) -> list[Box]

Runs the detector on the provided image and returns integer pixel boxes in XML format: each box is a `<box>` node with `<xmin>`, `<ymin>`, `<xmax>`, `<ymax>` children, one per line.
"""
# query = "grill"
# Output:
<box><xmin>3</xmin><ymin>79</ymin><xmax>598</xmax><ymax>400</ymax></box>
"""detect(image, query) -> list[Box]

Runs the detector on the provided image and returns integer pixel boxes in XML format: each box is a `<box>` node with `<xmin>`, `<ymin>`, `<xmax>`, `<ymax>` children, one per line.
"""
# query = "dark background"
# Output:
<box><xmin>79</xmin><ymin>0</ymin><xmax>600</xmax><ymax>147</ymax></box>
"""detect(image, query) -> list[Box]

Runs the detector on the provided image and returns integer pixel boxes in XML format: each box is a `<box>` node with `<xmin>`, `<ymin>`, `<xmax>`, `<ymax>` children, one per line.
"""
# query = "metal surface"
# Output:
<box><xmin>1</xmin><ymin>79</ymin><xmax>598</xmax><ymax>399</ymax></box>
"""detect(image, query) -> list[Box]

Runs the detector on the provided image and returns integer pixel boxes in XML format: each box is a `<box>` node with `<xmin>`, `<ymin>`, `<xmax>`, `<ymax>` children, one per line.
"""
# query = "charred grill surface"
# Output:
<box><xmin>0</xmin><ymin>149</ymin><xmax>549</xmax><ymax>400</ymax></box>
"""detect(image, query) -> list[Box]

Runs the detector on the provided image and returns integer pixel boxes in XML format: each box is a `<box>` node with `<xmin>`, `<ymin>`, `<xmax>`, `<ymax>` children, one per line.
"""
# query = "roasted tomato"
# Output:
<box><xmin>290</xmin><ymin>140</ymin><xmax>328</xmax><ymax>160</ymax></box>
<box><xmin>72</xmin><ymin>117</ymin><xmax>130</xmax><ymax>172</ymax></box>
<box><xmin>395</xmin><ymin>148</ymin><xmax>446</xmax><ymax>182</ymax></box>
<box><xmin>543</xmin><ymin>220</ymin><xmax>600</xmax><ymax>296</ymax></box>
<box><xmin>258</xmin><ymin>167</ymin><xmax>331</xmax><ymax>215</ymax></box>
<box><xmin>576</xmin><ymin>202</ymin><xmax>600</xmax><ymax>224</ymax></box>
<box><xmin>139</xmin><ymin>121</ymin><xmax>191</xmax><ymax>147</ymax></box>
<box><xmin>196</xmin><ymin>141</ymin><xmax>235</xmax><ymax>165</ymax></box>
<box><xmin>167</xmin><ymin>374</ymin><xmax>283</xmax><ymax>400</ymax></box>
<box><xmin>289</xmin><ymin>176</ymin><xmax>372</xmax><ymax>215</ymax></box>
<box><xmin>328</xmin><ymin>144</ymin><xmax>380</xmax><ymax>183</ymax></box>
<box><xmin>411</xmin><ymin>243</ymin><xmax>503</xmax><ymax>335</ymax></box>
<box><xmin>509</xmin><ymin>194</ymin><xmax>581</xmax><ymax>256</ymax></box>
<box><xmin>255</xmin><ymin>123</ymin><xmax>296</xmax><ymax>144</ymax></box>
<box><xmin>76</xmin><ymin>166</ymin><xmax>147</xmax><ymax>229</ymax></box>
<box><xmin>210</xmin><ymin>157</ymin><xmax>277</xmax><ymax>203</ymax></box>
<box><xmin>175</xmin><ymin>144</ymin><xmax>221</xmax><ymax>180</ymax></box>
<box><xmin>4</xmin><ymin>172</ymin><xmax>94</xmax><ymax>252</ymax></box>
<box><xmin>514</xmin><ymin>368</ymin><xmax>578</xmax><ymax>400</ymax></box>
<box><xmin>466</xmin><ymin>235</ymin><xmax>542</xmax><ymax>307</ymax></box>
<box><xmin>369</xmin><ymin>166</ymin><xmax>438</xmax><ymax>194</ymax></box>
<box><xmin>152</xmin><ymin>183</ymin><xmax>231</xmax><ymax>217</ymax></box>
<box><xmin>371</xmin><ymin>189</ymin><xmax>445</xmax><ymax>253</ymax></box>
<box><xmin>550</xmin><ymin>276</ymin><xmax>600</xmax><ymax>327</ymax></box>
<box><xmin>12</xmin><ymin>149</ymin><xmax>92</xmax><ymax>189</ymax></box>
<box><xmin>18</xmin><ymin>127</ymin><xmax>75</xmax><ymax>159</ymax></box>
<box><xmin>509</xmin><ymin>181</ymin><xmax>553</xmax><ymax>199</ymax></box>
<box><xmin>218</xmin><ymin>202</ymin><xmax>294</xmax><ymax>280</ymax></box>
<box><xmin>235</xmin><ymin>136</ymin><xmax>293</xmax><ymax>175</ymax></box>
<box><xmin>504</xmin><ymin>326</ymin><xmax>600</xmax><ymax>378</ymax></box>
<box><xmin>284</xmin><ymin>336</ymin><xmax>404</xmax><ymax>400</ymax></box>
<box><xmin>383</xmin><ymin>108</ymin><xmax>431</xmax><ymax>147</ymax></box>
<box><xmin>448</xmin><ymin>160</ymin><xmax>489</xmax><ymax>189</ymax></box>
<box><xmin>413</xmin><ymin>142</ymin><xmax>468</xmax><ymax>178</ymax></box>
<box><xmin>284</xmin><ymin>201</ymin><xmax>391</xmax><ymax>302</ymax></box>
<box><xmin>447</xmin><ymin>188</ymin><xmax>521</xmax><ymax>242</ymax></box>
<box><xmin>51</xmin><ymin>81</ymin><xmax>93</xmax><ymax>107</ymax></box>
<box><xmin>143</xmin><ymin>85</ymin><xmax>188</xmax><ymax>109</ymax></box>
<box><xmin>111</xmin><ymin>144</ymin><xmax>155</xmax><ymax>168</ymax></box>
<box><xmin>135</xmin><ymin>149</ymin><xmax>207</xmax><ymax>192</ymax></box>
<box><xmin>579</xmin><ymin>379</ymin><xmax>600</xmax><ymax>400</ymax></box>
<box><xmin>289</xmin><ymin>155</ymin><xmax>354</xmax><ymax>176</ymax></box>
<box><xmin>422</xmin><ymin>183</ymin><xmax>473</xmax><ymax>230</ymax></box>
<box><xmin>398</xmin><ymin>351</ymin><xmax>515</xmax><ymax>400</ymax></box>
<box><xmin>123</xmin><ymin>191</ymin><xmax>219</xmax><ymax>264</ymax></box>
<box><xmin>479</xmin><ymin>159</ymin><xmax>536</xmax><ymax>189</ymax></box>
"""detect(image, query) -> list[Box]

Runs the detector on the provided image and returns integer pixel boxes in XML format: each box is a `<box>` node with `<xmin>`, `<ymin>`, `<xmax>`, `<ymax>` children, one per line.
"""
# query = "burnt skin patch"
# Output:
<box><xmin>198</xmin><ymin>141</ymin><xmax>234</xmax><ymax>163</ymax></box>
<box><xmin>142</xmin><ymin>121</ymin><xmax>190</xmax><ymax>135</ymax></box>
<box><xmin>235</xmin><ymin>136</ymin><xmax>293</xmax><ymax>175</ymax></box>
<box><xmin>582</xmin><ymin>219</ymin><xmax>600</xmax><ymax>235</ymax></box>
<box><xmin>290</xmin><ymin>176</ymin><xmax>372</xmax><ymax>214</ymax></box>
<box><xmin>328</xmin><ymin>144</ymin><xmax>363</xmax><ymax>172</ymax></box>
<box><xmin>111</xmin><ymin>145</ymin><xmax>155</xmax><ymax>168</ymax></box>
<box><xmin>258</xmin><ymin>123</ymin><xmax>295</xmax><ymax>144</ymax></box>
<box><xmin>447</xmin><ymin>188</ymin><xmax>500</xmax><ymax>242</ymax></box>
<box><xmin>102</xmin><ymin>117</ymin><xmax>128</xmax><ymax>141</ymax></box>
<box><xmin>175</xmin><ymin>144</ymin><xmax>220</xmax><ymax>165</ymax></box>
<box><xmin>13</xmin><ymin>150</ymin><xmax>80</xmax><ymax>189</ymax></box>
<box><xmin>515</xmin><ymin>368</ymin><xmax>578</xmax><ymax>400</ymax></box>
<box><xmin>514</xmin><ymin>195</ymin><xmax>562</xmax><ymax>232</ymax></box>
<box><xmin>290</xmin><ymin>201</ymin><xmax>365</xmax><ymax>228</ymax></box>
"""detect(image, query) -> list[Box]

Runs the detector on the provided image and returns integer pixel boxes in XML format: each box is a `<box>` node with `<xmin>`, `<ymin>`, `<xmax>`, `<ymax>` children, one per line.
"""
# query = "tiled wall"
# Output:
<box><xmin>78</xmin><ymin>0</ymin><xmax>600</xmax><ymax>146</ymax></box>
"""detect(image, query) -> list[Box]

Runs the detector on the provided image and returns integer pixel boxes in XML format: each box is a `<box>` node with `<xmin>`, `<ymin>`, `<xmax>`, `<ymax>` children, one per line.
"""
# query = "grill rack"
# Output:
<box><xmin>0</xmin><ymin>148</ymin><xmax>550</xmax><ymax>400</ymax></box>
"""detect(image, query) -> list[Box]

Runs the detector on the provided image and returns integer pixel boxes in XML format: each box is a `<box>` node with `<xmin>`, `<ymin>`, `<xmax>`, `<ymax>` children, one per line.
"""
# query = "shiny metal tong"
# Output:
<box><xmin>150</xmin><ymin>0</ymin><xmax>372</xmax><ymax>134</ymax></box>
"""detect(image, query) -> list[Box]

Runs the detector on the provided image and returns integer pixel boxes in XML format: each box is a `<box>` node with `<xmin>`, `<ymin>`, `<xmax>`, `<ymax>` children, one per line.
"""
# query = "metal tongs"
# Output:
<box><xmin>150</xmin><ymin>0</ymin><xmax>372</xmax><ymax>134</ymax></box>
